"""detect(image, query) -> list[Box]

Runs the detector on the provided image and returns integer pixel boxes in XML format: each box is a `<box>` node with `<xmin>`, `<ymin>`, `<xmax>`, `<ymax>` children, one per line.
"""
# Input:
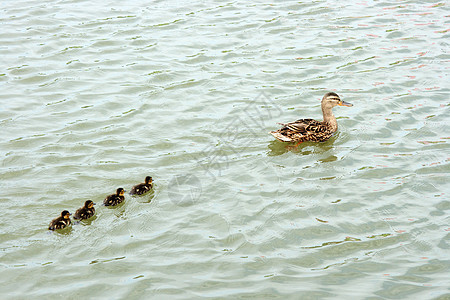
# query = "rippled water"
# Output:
<box><xmin>1</xmin><ymin>1</ymin><xmax>449</xmax><ymax>299</ymax></box>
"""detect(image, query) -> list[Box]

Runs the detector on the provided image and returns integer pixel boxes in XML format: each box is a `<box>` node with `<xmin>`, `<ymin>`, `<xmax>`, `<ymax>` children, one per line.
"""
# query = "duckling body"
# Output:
<box><xmin>74</xmin><ymin>200</ymin><xmax>96</xmax><ymax>220</ymax></box>
<box><xmin>270</xmin><ymin>92</ymin><xmax>353</xmax><ymax>143</ymax></box>
<box><xmin>130</xmin><ymin>176</ymin><xmax>153</xmax><ymax>195</ymax></box>
<box><xmin>49</xmin><ymin>210</ymin><xmax>72</xmax><ymax>230</ymax></box>
<box><xmin>104</xmin><ymin>188</ymin><xmax>125</xmax><ymax>206</ymax></box>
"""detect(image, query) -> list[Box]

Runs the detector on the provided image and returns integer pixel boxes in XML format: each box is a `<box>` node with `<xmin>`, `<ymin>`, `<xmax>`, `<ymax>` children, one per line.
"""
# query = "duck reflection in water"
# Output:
<box><xmin>267</xmin><ymin>134</ymin><xmax>337</xmax><ymax>156</ymax></box>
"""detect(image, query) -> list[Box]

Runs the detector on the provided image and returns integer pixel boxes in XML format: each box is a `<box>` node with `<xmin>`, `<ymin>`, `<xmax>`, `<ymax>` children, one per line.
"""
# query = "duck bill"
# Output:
<box><xmin>339</xmin><ymin>100</ymin><xmax>353</xmax><ymax>107</ymax></box>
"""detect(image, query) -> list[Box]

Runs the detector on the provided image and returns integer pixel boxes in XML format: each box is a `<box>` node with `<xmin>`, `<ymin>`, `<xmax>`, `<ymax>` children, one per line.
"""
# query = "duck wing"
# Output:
<box><xmin>130</xmin><ymin>183</ymin><xmax>146</xmax><ymax>195</ymax></box>
<box><xmin>270</xmin><ymin>119</ymin><xmax>325</xmax><ymax>142</ymax></box>
<box><xmin>104</xmin><ymin>195</ymin><xmax>117</xmax><ymax>206</ymax></box>
<box><xmin>280</xmin><ymin>119</ymin><xmax>319</xmax><ymax>133</ymax></box>
<box><xmin>131</xmin><ymin>182</ymin><xmax>153</xmax><ymax>195</ymax></box>
<box><xmin>74</xmin><ymin>208</ymin><xmax>93</xmax><ymax>220</ymax></box>
<box><xmin>51</xmin><ymin>218</ymin><xmax>70</xmax><ymax>229</ymax></box>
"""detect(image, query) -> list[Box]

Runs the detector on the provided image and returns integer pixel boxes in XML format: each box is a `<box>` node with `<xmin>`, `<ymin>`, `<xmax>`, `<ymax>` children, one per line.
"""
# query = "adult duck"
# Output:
<box><xmin>269</xmin><ymin>92</ymin><xmax>353</xmax><ymax>143</ymax></box>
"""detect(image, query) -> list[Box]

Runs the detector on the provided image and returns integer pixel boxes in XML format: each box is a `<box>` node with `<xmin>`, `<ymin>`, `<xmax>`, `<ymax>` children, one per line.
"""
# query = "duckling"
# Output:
<box><xmin>130</xmin><ymin>176</ymin><xmax>153</xmax><ymax>195</ymax></box>
<box><xmin>48</xmin><ymin>210</ymin><xmax>72</xmax><ymax>230</ymax></box>
<box><xmin>270</xmin><ymin>92</ymin><xmax>353</xmax><ymax>144</ymax></box>
<box><xmin>104</xmin><ymin>188</ymin><xmax>125</xmax><ymax>206</ymax></box>
<box><xmin>74</xmin><ymin>200</ymin><xmax>96</xmax><ymax>220</ymax></box>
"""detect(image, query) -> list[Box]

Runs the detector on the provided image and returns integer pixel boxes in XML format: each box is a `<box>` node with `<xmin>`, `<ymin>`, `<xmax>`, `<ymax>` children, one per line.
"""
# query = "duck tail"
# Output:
<box><xmin>269</xmin><ymin>131</ymin><xmax>293</xmax><ymax>142</ymax></box>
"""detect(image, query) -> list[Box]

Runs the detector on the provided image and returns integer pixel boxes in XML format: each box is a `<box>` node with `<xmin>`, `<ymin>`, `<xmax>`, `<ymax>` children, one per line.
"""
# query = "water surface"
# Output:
<box><xmin>1</xmin><ymin>1</ymin><xmax>449</xmax><ymax>299</ymax></box>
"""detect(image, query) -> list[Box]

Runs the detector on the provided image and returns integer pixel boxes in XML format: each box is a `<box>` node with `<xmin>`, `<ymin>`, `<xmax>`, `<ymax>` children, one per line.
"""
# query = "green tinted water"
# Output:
<box><xmin>1</xmin><ymin>1</ymin><xmax>449</xmax><ymax>299</ymax></box>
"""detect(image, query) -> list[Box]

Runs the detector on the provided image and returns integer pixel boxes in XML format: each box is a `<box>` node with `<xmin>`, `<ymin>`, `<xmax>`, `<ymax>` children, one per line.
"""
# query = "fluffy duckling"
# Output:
<box><xmin>48</xmin><ymin>210</ymin><xmax>72</xmax><ymax>230</ymax></box>
<box><xmin>74</xmin><ymin>200</ymin><xmax>96</xmax><ymax>220</ymax></box>
<box><xmin>104</xmin><ymin>188</ymin><xmax>125</xmax><ymax>206</ymax></box>
<box><xmin>130</xmin><ymin>176</ymin><xmax>153</xmax><ymax>195</ymax></box>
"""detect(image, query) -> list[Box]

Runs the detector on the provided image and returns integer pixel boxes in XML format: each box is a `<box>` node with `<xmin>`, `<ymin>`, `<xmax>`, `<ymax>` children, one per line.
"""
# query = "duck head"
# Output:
<box><xmin>116</xmin><ymin>188</ymin><xmax>125</xmax><ymax>196</ymax></box>
<box><xmin>321</xmin><ymin>92</ymin><xmax>353</xmax><ymax>109</ymax></box>
<box><xmin>85</xmin><ymin>200</ymin><xmax>96</xmax><ymax>209</ymax></box>
<box><xmin>62</xmin><ymin>210</ymin><xmax>71</xmax><ymax>219</ymax></box>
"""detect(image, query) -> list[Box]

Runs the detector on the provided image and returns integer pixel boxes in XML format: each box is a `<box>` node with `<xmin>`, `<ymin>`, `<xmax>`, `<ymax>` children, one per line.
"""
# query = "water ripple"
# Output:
<box><xmin>1</xmin><ymin>0</ymin><xmax>449</xmax><ymax>298</ymax></box>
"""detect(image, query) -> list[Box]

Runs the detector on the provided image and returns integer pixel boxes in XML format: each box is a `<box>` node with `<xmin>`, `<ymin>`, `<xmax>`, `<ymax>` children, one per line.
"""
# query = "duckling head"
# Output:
<box><xmin>145</xmin><ymin>176</ymin><xmax>153</xmax><ymax>184</ymax></box>
<box><xmin>116</xmin><ymin>188</ymin><xmax>125</xmax><ymax>196</ymax></box>
<box><xmin>62</xmin><ymin>210</ymin><xmax>72</xmax><ymax>219</ymax></box>
<box><xmin>85</xmin><ymin>200</ymin><xmax>96</xmax><ymax>209</ymax></box>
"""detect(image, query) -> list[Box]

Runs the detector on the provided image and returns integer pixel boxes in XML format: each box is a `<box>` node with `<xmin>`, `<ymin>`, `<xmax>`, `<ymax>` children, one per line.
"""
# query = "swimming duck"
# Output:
<box><xmin>104</xmin><ymin>188</ymin><xmax>125</xmax><ymax>206</ymax></box>
<box><xmin>269</xmin><ymin>92</ymin><xmax>353</xmax><ymax>143</ymax></box>
<box><xmin>74</xmin><ymin>200</ymin><xmax>96</xmax><ymax>220</ymax></box>
<box><xmin>130</xmin><ymin>176</ymin><xmax>153</xmax><ymax>195</ymax></box>
<box><xmin>48</xmin><ymin>210</ymin><xmax>72</xmax><ymax>230</ymax></box>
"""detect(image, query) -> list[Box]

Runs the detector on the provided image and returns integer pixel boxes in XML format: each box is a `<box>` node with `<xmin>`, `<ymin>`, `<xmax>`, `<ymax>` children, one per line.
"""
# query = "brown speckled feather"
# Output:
<box><xmin>270</xmin><ymin>119</ymin><xmax>334</xmax><ymax>143</ymax></box>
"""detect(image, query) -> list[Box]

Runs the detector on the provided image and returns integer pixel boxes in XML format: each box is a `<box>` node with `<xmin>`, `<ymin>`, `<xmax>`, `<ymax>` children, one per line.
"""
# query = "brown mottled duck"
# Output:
<box><xmin>269</xmin><ymin>92</ymin><xmax>353</xmax><ymax>144</ymax></box>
